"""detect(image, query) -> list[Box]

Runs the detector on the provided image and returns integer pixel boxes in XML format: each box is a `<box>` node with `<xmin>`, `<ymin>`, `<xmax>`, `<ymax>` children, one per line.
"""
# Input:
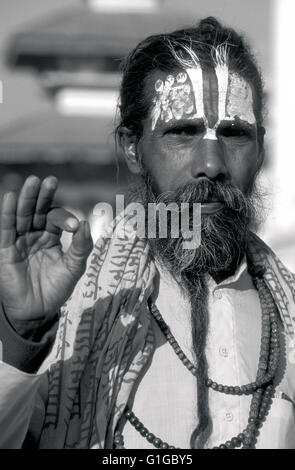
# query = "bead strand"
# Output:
<box><xmin>115</xmin><ymin>268</ymin><xmax>281</xmax><ymax>450</ymax></box>
<box><xmin>149</xmin><ymin>275</ymin><xmax>278</xmax><ymax>396</ymax></box>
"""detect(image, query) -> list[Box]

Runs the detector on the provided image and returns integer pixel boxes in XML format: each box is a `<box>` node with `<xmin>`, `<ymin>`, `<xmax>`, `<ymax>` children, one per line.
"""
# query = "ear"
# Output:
<box><xmin>119</xmin><ymin>127</ymin><xmax>141</xmax><ymax>175</ymax></box>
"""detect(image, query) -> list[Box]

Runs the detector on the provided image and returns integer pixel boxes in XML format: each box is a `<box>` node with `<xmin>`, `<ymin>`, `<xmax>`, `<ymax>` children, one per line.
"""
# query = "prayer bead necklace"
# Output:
<box><xmin>114</xmin><ymin>270</ymin><xmax>280</xmax><ymax>450</ymax></box>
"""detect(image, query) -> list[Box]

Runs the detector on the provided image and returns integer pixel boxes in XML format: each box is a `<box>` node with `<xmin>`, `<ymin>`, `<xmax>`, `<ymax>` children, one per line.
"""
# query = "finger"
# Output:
<box><xmin>0</xmin><ymin>192</ymin><xmax>17</xmax><ymax>248</ymax></box>
<box><xmin>16</xmin><ymin>175</ymin><xmax>41</xmax><ymax>234</ymax></box>
<box><xmin>46</xmin><ymin>207</ymin><xmax>80</xmax><ymax>235</ymax></box>
<box><xmin>33</xmin><ymin>176</ymin><xmax>58</xmax><ymax>230</ymax></box>
<box><xmin>64</xmin><ymin>221</ymin><xmax>93</xmax><ymax>279</ymax></box>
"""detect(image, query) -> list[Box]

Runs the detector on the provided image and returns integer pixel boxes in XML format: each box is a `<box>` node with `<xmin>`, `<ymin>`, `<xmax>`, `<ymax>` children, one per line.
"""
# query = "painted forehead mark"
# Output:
<box><xmin>186</xmin><ymin>67</ymin><xmax>204</xmax><ymax>119</ymax></box>
<box><xmin>151</xmin><ymin>72</ymin><xmax>196</xmax><ymax>131</ymax></box>
<box><xmin>226</xmin><ymin>73</ymin><xmax>256</xmax><ymax>125</ymax></box>
<box><xmin>150</xmin><ymin>66</ymin><xmax>256</xmax><ymax>136</ymax></box>
<box><xmin>202</xmin><ymin>68</ymin><xmax>219</xmax><ymax>129</ymax></box>
<box><xmin>215</xmin><ymin>64</ymin><xmax>229</xmax><ymax>122</ymax></box>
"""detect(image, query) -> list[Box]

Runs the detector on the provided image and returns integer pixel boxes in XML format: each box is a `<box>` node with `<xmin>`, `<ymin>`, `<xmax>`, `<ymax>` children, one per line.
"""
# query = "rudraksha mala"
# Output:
<box><xmin>114</xmin><ymin>268</ymin><xmax>280</xmax><ymax>450</ymax></box>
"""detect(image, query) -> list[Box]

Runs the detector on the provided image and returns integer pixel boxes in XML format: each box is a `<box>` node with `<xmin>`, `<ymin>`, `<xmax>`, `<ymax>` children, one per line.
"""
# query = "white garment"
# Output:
<box><xmin>124</xmin><ymin>260</ymin><xmax>295</xmax><ymax>449</ymax></box>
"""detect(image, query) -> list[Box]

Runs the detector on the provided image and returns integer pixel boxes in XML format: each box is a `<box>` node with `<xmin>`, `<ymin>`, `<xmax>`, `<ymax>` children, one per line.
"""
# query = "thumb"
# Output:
<box><xmin>64</xmin><ymin>220</ymin><xmax>93</xmax><ymax>280</ymax></box>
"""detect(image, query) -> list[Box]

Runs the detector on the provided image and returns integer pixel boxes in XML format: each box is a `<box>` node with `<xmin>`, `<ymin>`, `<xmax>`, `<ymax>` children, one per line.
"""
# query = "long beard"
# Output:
<box><xmin>129</xmin><ymin>173</ymin><xmax>262</xmax><ymax>283</ymax></box>
<box><xmin>128</xmin><ymin>173</ymin><xmax>263</xmax><ymax>448</ymax></box>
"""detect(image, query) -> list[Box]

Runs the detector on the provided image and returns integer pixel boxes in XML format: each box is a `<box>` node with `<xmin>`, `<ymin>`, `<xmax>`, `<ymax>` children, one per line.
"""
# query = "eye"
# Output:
<box><xmin>164</xmin><ymin>123</ymin><xmax>205</xmax><ymax>137</ymax></box>
<box><xmin>217</xmin><ymin>124</ymin><xmax>252</xmax><ymax>138</ymax></box>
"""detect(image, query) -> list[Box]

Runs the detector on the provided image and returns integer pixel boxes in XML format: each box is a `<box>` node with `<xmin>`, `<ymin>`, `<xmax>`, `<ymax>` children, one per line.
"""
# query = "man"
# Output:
<box><xmin>0</xmin><ymin>17</ymin><xmax>294</xmax><ymax>449</ymax></box>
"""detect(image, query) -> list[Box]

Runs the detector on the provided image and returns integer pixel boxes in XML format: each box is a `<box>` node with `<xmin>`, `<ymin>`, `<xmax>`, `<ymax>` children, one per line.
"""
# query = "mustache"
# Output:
<box><xmin>138</xmin><ymin>173</ymin><xmax>261</xmax><ymax>278</ymax></box>
<box><xmin>151</xmin><ymin>178</ymin><xmax>252</xmax><ymax>215</ymax></box>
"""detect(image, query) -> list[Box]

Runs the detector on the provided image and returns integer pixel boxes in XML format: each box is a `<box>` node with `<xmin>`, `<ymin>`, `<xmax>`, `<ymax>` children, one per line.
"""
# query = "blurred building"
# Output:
<box><xmin>0</xmin><ymin>0</ymin><xmax>212</xmax><ymax>240</ymax></box>
<box><xmin>1</xmin><ymin>0</ymin><xmax>286</xmax><ymax>265</ymax></box>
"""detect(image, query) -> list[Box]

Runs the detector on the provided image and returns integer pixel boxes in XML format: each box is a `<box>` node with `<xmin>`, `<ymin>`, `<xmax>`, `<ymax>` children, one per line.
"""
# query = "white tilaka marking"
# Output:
<box><xmin>204</xmin><ymin>127</ymin><xmax>217</xmax><ymax>140</ymax></box>
<box><xmin>150</xmin><ymin>65</ymin><xmax>256</xmax><ymax>135</ymax></box>
<box><xmin>215</xmin><ymin>65</ymin><xmax>229</xmax><ymax>123</ymax></box>
<box><xmin>186</xmin><ymin>67</ymin><xmax>204</xmax><ymax>119</ymax></box>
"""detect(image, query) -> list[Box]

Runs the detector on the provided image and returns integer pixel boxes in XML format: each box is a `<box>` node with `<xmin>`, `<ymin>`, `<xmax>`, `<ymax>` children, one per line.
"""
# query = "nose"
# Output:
<box><xmin>191</xmin><ymin>139</ymin><xmax>229</xmax><ymax>182</ymax></box>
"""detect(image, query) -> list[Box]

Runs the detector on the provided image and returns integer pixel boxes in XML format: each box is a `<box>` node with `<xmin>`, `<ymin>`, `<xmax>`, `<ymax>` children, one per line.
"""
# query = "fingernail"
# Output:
<box><xmin>46</xmin><ymin>176</ymin><xmax>58</xmax><ymax>189</ymax></box>
<box><xmin>66</xmin><ymin>218</ymin><xmax>79</xmax><ymax>230</ymax></box>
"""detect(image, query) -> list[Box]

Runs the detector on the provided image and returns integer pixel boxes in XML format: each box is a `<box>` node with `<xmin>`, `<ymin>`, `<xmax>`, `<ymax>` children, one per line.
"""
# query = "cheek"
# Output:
<box><xmin>138</xmin><ymin>138</ymin><xmax>192</xmax><ymax>191</ymax></box>
<box><xmin>221</xmin><ymin>139</ymin><xmax>260</xmax><ymax>189</ymax></box>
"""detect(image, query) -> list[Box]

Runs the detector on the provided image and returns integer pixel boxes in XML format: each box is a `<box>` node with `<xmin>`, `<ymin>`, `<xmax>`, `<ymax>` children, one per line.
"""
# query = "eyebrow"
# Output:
<box><xmin>156</xmin><ymin>117</ymin><xmax>206</xmax><ymax>131</ymax></box>
<box><xmin>218</xmin><ymin>119</ymin><xmax>257</xmax><ymax>129</ymax></box>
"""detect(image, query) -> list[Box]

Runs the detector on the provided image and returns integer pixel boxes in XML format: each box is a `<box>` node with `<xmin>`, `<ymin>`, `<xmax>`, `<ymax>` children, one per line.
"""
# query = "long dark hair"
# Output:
<box><xmin>117</xmin><ymin>17</ymin><xmax>265</xmax><ymax>449</ymax></box>
<box><xmin>116</xmin><ymin>16</ymin><xmax>265</xmax><ymax>146</ymax></box>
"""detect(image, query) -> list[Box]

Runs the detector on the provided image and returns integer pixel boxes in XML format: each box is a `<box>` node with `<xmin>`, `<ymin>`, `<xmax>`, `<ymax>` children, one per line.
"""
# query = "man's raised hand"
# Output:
<box><xmin>0</xmin><ymin>175</ymin><xmax>93</xmax><ymax>332</ymax></box>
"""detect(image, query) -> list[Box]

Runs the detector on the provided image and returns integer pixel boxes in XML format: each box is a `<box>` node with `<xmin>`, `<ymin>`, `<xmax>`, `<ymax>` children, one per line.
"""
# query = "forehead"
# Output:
<box><xmin>145</xmin><ymin>67</ymin><xmax>256</xmax><ymax>131</ymax></box>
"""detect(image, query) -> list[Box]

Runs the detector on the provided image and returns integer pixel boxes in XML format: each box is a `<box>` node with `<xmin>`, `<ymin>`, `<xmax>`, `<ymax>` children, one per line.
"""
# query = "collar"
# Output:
<box><xmin>206</xmin><ymin>256</ymin><xmax>248</xmax><ymax>290</ymax></box>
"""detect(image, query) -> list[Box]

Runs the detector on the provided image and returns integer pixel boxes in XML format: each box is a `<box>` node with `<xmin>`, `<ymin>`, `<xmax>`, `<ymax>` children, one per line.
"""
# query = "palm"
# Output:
<box><xmin>0</xmin><ymin>176</ymin><xmax>93</xmax><ymax>324</ymax></box>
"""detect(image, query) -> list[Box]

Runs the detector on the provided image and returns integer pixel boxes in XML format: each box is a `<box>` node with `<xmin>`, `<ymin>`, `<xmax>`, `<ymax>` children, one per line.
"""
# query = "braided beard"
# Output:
<box><xmin>127</xmin><ymin>173</ymin><xmax>263</xmax><ymax>448</ymax></box>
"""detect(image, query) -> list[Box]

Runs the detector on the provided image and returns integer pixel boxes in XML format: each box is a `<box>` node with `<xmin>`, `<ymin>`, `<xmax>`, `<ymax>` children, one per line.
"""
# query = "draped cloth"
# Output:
<box><xmin>37</xmin><ymin>207</ymin><xmax>295</xmax><ymax>448</ymax></box>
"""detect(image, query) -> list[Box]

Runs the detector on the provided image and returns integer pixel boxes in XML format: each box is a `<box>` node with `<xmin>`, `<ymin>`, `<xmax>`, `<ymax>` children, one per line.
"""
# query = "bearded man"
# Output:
<box><xmin>0</xmin><ymin>17</ymin><xmax>294</xmax><ymax>450</ymax></box>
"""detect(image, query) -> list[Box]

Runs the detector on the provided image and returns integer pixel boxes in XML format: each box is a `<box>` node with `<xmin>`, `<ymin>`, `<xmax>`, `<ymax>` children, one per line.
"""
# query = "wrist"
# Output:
<box><xmin>0</xmin><ymin>303</ymin><xmax>59</xmax><ymax>372</ymax></box>
<box><xmin>2</xmin><ymin>307</ymin><xmax>59</xmax><ymax>342</ymax></box>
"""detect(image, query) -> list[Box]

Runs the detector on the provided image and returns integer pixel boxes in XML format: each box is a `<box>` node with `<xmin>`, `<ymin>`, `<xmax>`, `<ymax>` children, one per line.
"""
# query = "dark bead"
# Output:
<box><xmin>234</xmin><ymin>386</ymin><xmax>241</xmax><ymax>395</ymax></box>
<box><xmin>238</xmin><ymin>433</ymin><xmax>245</xmax><ymax>442</ymax></box>
<box><xmin>247</xmin><ymin>423</ymin><xmax>256</xmax><ymax>433</ymax></box>
<box><xmin>153</xmin><ymin>438</ymin><xmax>162</xmax><ymax>448</ymax></box>
<box><xmin>223</xmin><ymin>386</ymin><xmax>230</xmax><ymax>394</ymax></box>
<box><xmin>225</xmin><ymin>441</ymin><xmax>232</xmax><ymax>449</ymax></box>
<box><xmin>135</xmin><ymin>422</ymin><xmax>143</xmax><ymax>431</ymax></box>
<box><xmin>231</xmin><ymin>437</ymin><xmax>241</xmax><ymax>447</ymax></box>
<box><xmin>229</xmin><ymin>387</ymin><xmax>235</xmax><ymax>394</ymax></box>
<box><xmin>125</xmin><ymin>410</ymin><xmax>132</xmax><ymax>418</ymax></box>
<box><xmin>219</xmin><ymin>444</ymin><xmax>227</xmax><ymax>449</ymax></box>
<box><xmin>243</xmin><ymin>437</ymin><xmax>252</xmax><ymax>446</ymax></box>
<box><xmin>140</xmin><ymin>427</ymin><xmax>148</xmax><ymax>437</ymax></box>
<box><xmin>129</xmin><ymin>415</ymin><xmax>138</xmax><ymax>425</ymax></box>
<box><xmin>147</xmin><ymin>433</ymin><xmax>155</xmax><ymax>443</ymax></box>
<box><xmin>206</xmin><ymin>378</ymin><xmax>213</xmax><ymax>386</ymax></box>
<box><xmin>212</xmin><ymin>382</ymin><xmax>218</xmax><ymax>390</ymax></box>
<box><xmin>262</xmin><ymin>331</ymin><xmax>270</xmax><ymax>338</ymax></box>
<box><xmin>241</xmin><ymin>386</ymin><xmax>248</xmax><ymax>394</ymax></box>
<box><xmin>160</xmin><ymin>442</ymin><xmax>169</xmax><ymax>449</ymax></box>
<box><xmin>218</xmin><ymin>384</ymin><xmax>224</xmax><ymax>392</ymax></box>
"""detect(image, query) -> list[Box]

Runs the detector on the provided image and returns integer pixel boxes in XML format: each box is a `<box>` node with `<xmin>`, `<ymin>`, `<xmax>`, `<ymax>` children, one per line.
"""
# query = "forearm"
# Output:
<box><xmin>0</xmin><ymin>361</ymin><xmax>46</xmax><ymax>448</ymax></box>
<box><xmin>0</xmin><ymin>303</ymin><xmax>53</xmax><ymax>448</ymax></box>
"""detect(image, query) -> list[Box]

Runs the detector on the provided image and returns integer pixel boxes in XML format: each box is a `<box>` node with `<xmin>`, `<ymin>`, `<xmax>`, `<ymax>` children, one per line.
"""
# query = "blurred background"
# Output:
<box><xmin>0</xmin><ymin>0</ymin><xmax>293</xmax><ymax>270</ymax></box>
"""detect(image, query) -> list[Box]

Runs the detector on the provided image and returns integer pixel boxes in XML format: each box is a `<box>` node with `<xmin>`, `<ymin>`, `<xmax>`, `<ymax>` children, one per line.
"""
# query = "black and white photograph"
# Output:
<box><xmin>0</xmin><ymin>0</ymin><xmax>294</xmax><ymax>453</ymax></box>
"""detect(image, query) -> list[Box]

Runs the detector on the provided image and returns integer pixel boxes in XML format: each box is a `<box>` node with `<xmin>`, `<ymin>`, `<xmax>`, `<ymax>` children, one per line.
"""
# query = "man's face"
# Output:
<box><xmin>136</xmin><ymin>66</ymin><xmax>262</xmax><ymax>204</ymax></box>
<box><xmin>123</xmin><ymin>64</ymin><xmax>264</xmax><ymax>279</ymax></box>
